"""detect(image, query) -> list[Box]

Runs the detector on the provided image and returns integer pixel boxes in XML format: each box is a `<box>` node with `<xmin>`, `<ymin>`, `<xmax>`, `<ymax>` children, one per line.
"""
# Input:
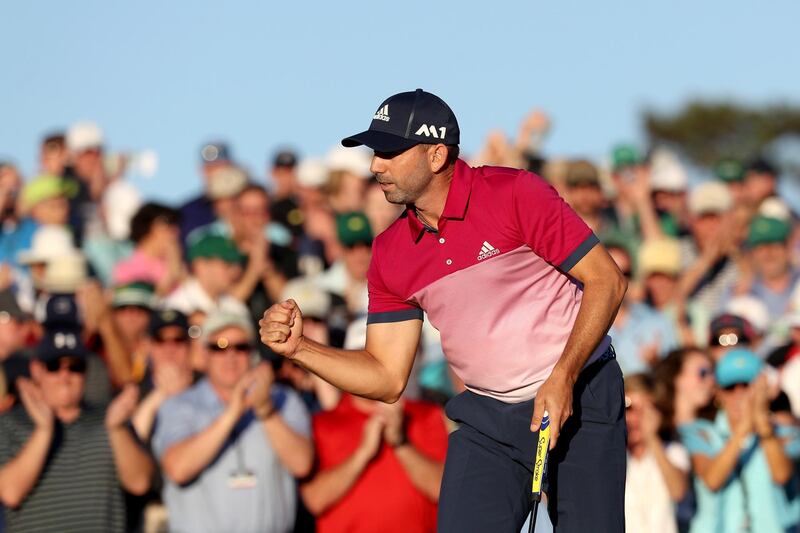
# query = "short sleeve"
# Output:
<box><xmin>665</xmin><ymin>441</ymin><xmax>691</xmax><ymax>472</ymax></box>
<box><xmin>275</xmin><ymin>386</ymin><xmax>311</xmax><ymax>438</ymax></box>
<box><xmin>776</xmin><ymin>424</ymin><xmax>800</xmax><ymax>459</ymax></box>
<box><xmin>0</xmin><ymin>413</ymin><xmax>28</xmax><ymax>466</ymax></box>
<box><xmin>678</xmin><ymin>421</ymin><xmax>718</xmax><ymax>457</ymax></box>
<box><xmin>366</xmin><ymin>244</ymin><xmax>423</xmax><ymax>324</ymax></box>
<box><xmin>512</xmin><ymin>170</ymin><xmax>598</xmax><ymax>271</ymax></box>
<box><xmin>151</xmin><ymin>395</ymin><xmax>202</xmax><ymax>459</ymax></box>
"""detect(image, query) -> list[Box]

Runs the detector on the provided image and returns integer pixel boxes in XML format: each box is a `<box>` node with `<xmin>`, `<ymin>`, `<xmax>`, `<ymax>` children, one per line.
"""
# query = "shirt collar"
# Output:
<box><xmin>405</xmin><ymin>159</ymin><xmax>474</xmax><ymax>241</ymax></box>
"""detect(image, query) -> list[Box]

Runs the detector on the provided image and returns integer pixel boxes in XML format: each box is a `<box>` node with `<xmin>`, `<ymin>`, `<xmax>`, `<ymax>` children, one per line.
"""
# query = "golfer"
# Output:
<box><xmin>260</xmin><ymin>89</ymin><xmax>627</xmax><ymax>532</ymax></box>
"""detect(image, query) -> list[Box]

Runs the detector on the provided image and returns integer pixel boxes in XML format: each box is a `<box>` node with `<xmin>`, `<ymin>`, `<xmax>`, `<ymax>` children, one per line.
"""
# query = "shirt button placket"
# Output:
<box><xmin>446</xmin><ymin>259</ymin><xmax>452</xmax><ymax>265</ymax></box>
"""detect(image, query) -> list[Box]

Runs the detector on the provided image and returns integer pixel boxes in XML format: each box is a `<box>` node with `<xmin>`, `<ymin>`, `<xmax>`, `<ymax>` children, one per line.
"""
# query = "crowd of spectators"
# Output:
<box><xmin>0</xmin><ymin>112</ymin><xmax>798</xmax><ymax>533</ymax></box>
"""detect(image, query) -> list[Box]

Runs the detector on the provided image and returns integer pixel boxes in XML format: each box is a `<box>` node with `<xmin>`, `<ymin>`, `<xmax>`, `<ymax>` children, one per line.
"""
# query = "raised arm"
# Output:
<box><xmin>260</xmin><ymin>300</ymin><xmax>422</xmax><ymax>403</ymax></box>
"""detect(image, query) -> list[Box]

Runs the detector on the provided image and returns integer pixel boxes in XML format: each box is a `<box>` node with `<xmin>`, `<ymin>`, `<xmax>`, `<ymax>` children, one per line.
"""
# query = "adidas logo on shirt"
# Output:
<box><xmin>373</xmin><ymin>105</ymin><xmax>390</xmax><ymax>122</ymax></box>
<box><xmin>477</xmin><ymin>241</ymin><xmax>500</xmax><ymax>261</ymax></box>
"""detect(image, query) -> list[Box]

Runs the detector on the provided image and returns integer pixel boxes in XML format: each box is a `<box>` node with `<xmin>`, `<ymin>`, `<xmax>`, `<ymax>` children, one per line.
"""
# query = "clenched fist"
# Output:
<box><xmin>259</xmin><ymin>299</ymin><xmax>304</xmax><ymax>358</ymax></box>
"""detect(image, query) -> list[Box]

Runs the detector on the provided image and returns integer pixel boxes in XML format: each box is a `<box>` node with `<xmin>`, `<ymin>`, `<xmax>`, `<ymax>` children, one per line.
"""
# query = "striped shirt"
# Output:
<box><xmin>0</xmin><ymin>406</ymin><xmax>126</xmax><ymax>533</ymax></box>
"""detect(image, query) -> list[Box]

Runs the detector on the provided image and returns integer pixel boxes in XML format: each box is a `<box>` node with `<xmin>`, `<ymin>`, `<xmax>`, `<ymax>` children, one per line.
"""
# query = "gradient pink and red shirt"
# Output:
<box><xmin>367</xmin><ymin>159</ymin><xmax>611</xmax><ymax>402</ymax></box>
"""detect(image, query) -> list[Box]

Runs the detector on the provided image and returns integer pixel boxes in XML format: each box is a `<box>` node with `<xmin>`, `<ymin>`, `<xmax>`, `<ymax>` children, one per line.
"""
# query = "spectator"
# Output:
<box><xmin>163</xmin><ymin>234</ymin><xmax>249</xmax><ymax>317</ymax></box>
<box><xmin>743</xmin><ymin>157</ymin><xmax>779</xmax><ymax>208</ymax></box>
<box><xmin>707</xmin><ymin>313</ymin><xmax>759</xmax><ymax>362</ymax></box>
<box><xmin>39</xmin><ymin>133</ymin><xmax>68</xmax><ymax>177</ymax></box>
<box><xmin>17</xmin><ymin>225</ymin><xmax>78</xmax><ymax>292</ymax></box>
<box><xmin>301</xmin><ymin>394</ymin><xmax>447</xmax><ymax>533</ymax></box>
<box><xmin>0</xmin><ymin>328</ymin><xmax>154</xmax><ymax>532</ymax></box>
<box><xmin>132</xmin><ymin>309</ymin><xmax>196</xmax><ymax>442</ymax></box>
<box><xmin>315</xmin><ymin>212</ymin><xmax>372</xmax><ymax>316</ymax></box>
<box><xmin>638</xmin><ymin>237</ymin><xmax>708</xmax><ymax>346</ymax></box>
<box><xmin>607</xmin><ymin>240</ymin><xmax>679</xmax><ymax>374</ymax></box>
<box><xmin>713</xmin><ymin>158</ymin><xmax>747</xmax><ymax>207</ymax></box>
<box><xmin>109</xmin><ymin>282</ymin><xmax>155</xmax><ymax>381</ymax></box>
<box><xmin>729</xmin><ymin>216</ymin><xmax>799</xmax><ymax>322</ymax></box>
<box><xmin>0</xmin><ymin>291</ymin><xmax>33</xmax><ymax>413</ymax></box>
<box><xmin>0</xmin><ymin>163</ymin><xmax>34</xmax><ymax>270</ymax></box>
<box><xmin>64</xmin><ymin>121</ymin><xmax>109</xmax><ymax>242</ymax></box>
<box><xmin>19</xmin><ymin>174</ymin><xmax>74</xmax><ymax>227</ymax></box>
<box><xmin>325</xmin><ymin>146</ymin><xmax>372</xmax><ymax>214</ymax></box>
<box><xmin>153</xmin><ymin>311</ymin><xmax>312</xmax><ymax>533</ymax></box>
<box><xmin>653</xmin><ymin>348</ymin><xmax>716</xmax><ymax>435</ymax></box>
<box><xmin>624</xmin><ymin>373</ymin><xmax>689</xmax><ymax>533</ymax></box>
<box><xmin>563</xmin><ymin>159</ymin><xmax>616</xmax><ymax>238</ymax></box>
<box><xmin>648</xmin><ymin>148</ymin><xmax>690</xmax><ymax>237</ymax></box>
<box><xmin>766</xmin><ymin>309</ymin><xmax>800</xmax><ymax>417</ymax></box>
<box><xmin>679</xmin><ymin>349</ymin><xmax>800</xmax><ymax>532</ymax></box>
<box><xmin>112</xmin><ymin>202</ymin><xmax>184</xmax><ymax>294</ymax></box>
<box><xmin>268</xmin><ymin>149</ymin><xmax>303</xmax><ymax>238</ymax></box>
<box><xmin>677</xmin><ymin>181</ymin><xmax>742</xmax><ymax>313</ymax></box>
<box><xmin>179</xmin><ymin>142</ymin><xmax>234</xmax><ymax>243</ymax></box>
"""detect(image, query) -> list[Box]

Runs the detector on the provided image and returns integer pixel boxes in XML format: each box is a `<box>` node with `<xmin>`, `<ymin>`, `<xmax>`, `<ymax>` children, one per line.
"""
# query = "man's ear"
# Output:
<box><xmin>427</xmin><ymin>144</ymin><xmax>449</xmax><ymax>174</ymax></box>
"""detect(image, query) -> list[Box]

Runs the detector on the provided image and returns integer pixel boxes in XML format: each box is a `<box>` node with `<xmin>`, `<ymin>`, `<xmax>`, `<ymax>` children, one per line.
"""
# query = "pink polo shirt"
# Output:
<box><xmin>367</xmin><ymin>159</ymin><xmax>610</xmax><ymax>402</ymax></box>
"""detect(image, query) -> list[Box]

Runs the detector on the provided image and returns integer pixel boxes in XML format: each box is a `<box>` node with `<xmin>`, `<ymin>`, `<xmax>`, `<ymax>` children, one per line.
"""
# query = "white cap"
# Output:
<box><xmin>207</xmin><ymin>166</ymin><xmax>248</xmax><ymax>200</ymax></box>
<box><xmin>41</xmin><ymin>254</ymin><xmax>87</xmax><ymax>293</ymax></box>
<box><xmin>649</xmin><ymin>148</ymin><xmax>688</xmax><ymax>192</ymax></box>
<box><xmin>282</xmin><ymin>278</ymin><xmax>331</xmax><ymax>319</ymax></box>
<box><xmin>326</xmin><ymin>146</ymin><xmax>372</xmax><ymax>178</ymax></box>
<box><xmin>296</xmin><ymin>158</ymin><xmax>329</xmax><ymax>188</ymax></box>
<box><xmin>688</xmin><ymin>181</ymin><xmax>733</xmax><ymax>215</ymax></box>
<box><xmin>103</xmin><ymin>180</ymin><xmax>142</xmax><ymax>240</ymax></box>
<box><xmin>18</xmin><ymin>225</ymin><xmax>77</xmax><ymax>265</ymax></box>
<box><xmin>726</xmin><ymin>295</ymin><xmax>769</xmax><ymax>335</ymax></box>
<box><xmin>66</xmin><ymin>121</ymin><xmax>104</xmax><ymax>153</ymax></box>
<box><xmin>759</xmin><ymin>197</ymin><xmax>792</xmax><ymax>222</ymax></box>
<box><xmin>201</xmin><ymin>311</ymin><xmax>255</xmax><ymax>343</ymax></box>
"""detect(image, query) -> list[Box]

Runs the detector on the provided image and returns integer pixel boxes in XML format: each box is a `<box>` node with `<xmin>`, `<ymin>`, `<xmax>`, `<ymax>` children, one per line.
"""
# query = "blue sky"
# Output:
<box><xmin>1</xmin><ymin>0</ymin><xmax>797</xmax><ymax>202</ymax></box>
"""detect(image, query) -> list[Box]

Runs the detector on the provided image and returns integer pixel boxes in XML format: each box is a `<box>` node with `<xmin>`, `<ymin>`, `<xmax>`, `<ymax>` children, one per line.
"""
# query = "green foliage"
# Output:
<box><xmin>643</xmin><ymin>101</ymin><xmax>800</xmax><ymax>167</ymax></box>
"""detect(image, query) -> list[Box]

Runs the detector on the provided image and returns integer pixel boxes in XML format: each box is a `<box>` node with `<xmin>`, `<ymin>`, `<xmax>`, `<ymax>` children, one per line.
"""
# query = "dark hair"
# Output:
<box><xmin>129</xmin><ymin>203</ymin><xmax>180</xmax><ymax>244</ymax></box>
<box><xmin>445</xmin><ymin>145</ymin><xmax>460</xmax><ymax>166</ymax></box>
<box><xmin>42</xmin><ymin>133</ymin><xmax>65</xmax><ymax>150</ymax></box>
<box><xmin>236</xmin><ymin>182</ymin><xmax>270</xmax><ymax>202</ymax></box>
<box><xmin>652</xmin><ymin>347</ymin><xmax>716</xmax><ymax>436</ymax></box>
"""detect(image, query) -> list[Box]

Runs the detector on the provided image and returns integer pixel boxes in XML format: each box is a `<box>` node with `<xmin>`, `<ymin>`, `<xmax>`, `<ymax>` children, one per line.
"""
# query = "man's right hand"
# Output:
<box><xmin>16</xmin><ymin>378</ymin><xmax>53</xmax><ymax>430</ymax></box>
<box><xmin>259</xmin><ymin>300</ymin><xmax>304</xmax><ymax>358</ymax></box>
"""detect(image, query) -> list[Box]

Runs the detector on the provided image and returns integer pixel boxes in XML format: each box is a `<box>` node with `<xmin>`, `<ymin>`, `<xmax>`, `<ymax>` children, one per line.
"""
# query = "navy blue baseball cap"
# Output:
<box><xmin>342</xmin><ymin>89</ymin><xmax>460</xmax><ymax>153</ymax></box>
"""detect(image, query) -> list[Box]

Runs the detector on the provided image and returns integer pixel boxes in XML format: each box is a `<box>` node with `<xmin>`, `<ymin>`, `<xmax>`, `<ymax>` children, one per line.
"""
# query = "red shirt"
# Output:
<box><xmin>312</xmin><ymin>395</ymin><xmax>448</xmax><ymax>533</ymax></box>
<box><xmin>366</xmin><ymin>160</ymin><xmax>607</xmax><ymax>402</ymax></box>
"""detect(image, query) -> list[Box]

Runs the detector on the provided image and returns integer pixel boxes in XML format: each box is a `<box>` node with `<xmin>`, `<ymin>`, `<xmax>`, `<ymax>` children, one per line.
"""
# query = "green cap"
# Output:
<box><xmin>714</xmin><ymin>158</ymin><xmax>745</xmax><ymax>183</ymax></box>
<box><xmin>187</xmin><ymin>235</ymin><xmax>244</xmax><ymax>264</ymax></box>
<box><xmin>113</xmin><ymin>282</ymin><xmax>155</xmax><ymax>309</ymax></box>
<box><xmin>611</xmin><ymin>144</ymin><xmax>642</xmax><ymax>171</ymax></box>
<box><xmin>21</xmin><ymin>174</ymin><xmax>78</xmax><ymax>210</ymax></box>
<box><xmin>337</xmin><ymin>212</ymin><xmax>373</xmax><ymax>247</ymax></box>
<box><xmin>747</xmin><ymin>216</ymin><xmax>790</xmax><ymax>247</ymax></box>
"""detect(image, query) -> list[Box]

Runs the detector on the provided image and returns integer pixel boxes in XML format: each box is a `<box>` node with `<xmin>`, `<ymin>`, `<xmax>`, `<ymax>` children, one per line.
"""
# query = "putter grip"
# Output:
<box><xmin>531</xmin><ymin>413</ymin><xmax>550</xmax><ymax>502</ymax></box>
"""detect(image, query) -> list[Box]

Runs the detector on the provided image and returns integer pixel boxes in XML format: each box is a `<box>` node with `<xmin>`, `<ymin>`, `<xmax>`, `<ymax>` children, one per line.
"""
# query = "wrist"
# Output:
<box><xmin>550</xmin><ymin>365</ymin><xmax>578</xmax><ymax>386</ymax></box>
<box><xmin>254</xmin><ymin>401</ymin><xmax>276</xmax><ymax>421</ymax></box>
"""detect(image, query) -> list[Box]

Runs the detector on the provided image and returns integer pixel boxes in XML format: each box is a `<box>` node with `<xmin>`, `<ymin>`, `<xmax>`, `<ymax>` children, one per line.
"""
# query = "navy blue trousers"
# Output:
<box><xmin>438</xmin><ymin>356</ymin><xmax>626</xmax><ymax>533</ymax></box>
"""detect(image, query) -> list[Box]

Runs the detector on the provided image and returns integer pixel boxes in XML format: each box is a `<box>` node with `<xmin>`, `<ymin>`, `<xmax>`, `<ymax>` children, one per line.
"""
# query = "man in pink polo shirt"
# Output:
<box><xmin>261</xmin><ymin>90</ymin><xmax>627</xmax><ymax>532</ymax></box>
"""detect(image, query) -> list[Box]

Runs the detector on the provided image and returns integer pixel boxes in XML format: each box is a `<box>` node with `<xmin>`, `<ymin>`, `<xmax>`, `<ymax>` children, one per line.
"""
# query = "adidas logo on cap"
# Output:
<box><xmin>373</xmin><ymin>105</ymin><xmax>390</xmax><ymax>122</ymax></box>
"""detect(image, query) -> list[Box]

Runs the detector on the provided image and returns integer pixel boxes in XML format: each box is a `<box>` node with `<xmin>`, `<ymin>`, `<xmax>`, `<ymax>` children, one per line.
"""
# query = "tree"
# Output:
<box><xmin>643</xmin><ymin>101</ymin><xmax>800</xmax><ymax>168</ymax></box>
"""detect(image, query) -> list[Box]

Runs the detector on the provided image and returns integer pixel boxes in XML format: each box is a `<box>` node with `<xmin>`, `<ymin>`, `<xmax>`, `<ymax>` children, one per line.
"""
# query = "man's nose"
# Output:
<box><xmin>370</xmin><ymin>156</ymin><xmax>385</xmax><ymax>176</ymax></box>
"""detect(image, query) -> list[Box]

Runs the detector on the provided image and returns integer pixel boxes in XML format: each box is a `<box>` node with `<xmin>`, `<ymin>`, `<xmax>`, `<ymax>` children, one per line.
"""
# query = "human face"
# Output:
<box><xmin>150</xmin><ymin>325</ymin><xmax>190</xmax><ymax>370</ymax></box>
<box><xmin>342</xmin><ymin>242</ymin><xmax>371</xmax><ymax>282</ymax></box>
<box><xmin>751</xmin><ymin>242</ymin><xmax>790</xmax><ymax>281</ymax></box>
<box><xmin>718</xmin><ymin>381</ymin><xmax>751</xmax><ymax>419</ymax></box>
<box><xmin>624</xmin><ymin>390</ymin><xmax>649</xmax><ymax>448</ymax></box>
<box><xmin>675</xmin><ymin>352</ymin><xmax>715</xmax><ymax>409</ymax></box>
<box><xmin>193</xmin><ymin>258</ymin><xmax>241</xmax><ymax>296</ymax></box>
<box><xmin>30</xmin><ymin>196</ymin><xmax>69</xmax><ymax>226</ymax></box>
<box><xmin>690</xmin><ymin>213</ymin><xmax>723</xmax><ymax>251</ymax></box>
<box><xmin>567</xmin><ymin>183</ymin><xmax>604</xmax><ymax>217</ymax></box>
<box><xmin>33</xmin><ymin>356</ymin><xmax>86</xmax><ymax>410</ymax></box>
<box><xmin>743</xmin><ymin>172</ymin><xmax>776</xmax><ymax>206</ymax></box>
<box><xmin>370</xmin><ymin>145</ymin><xmax>434</xmax><ymax>205</ymax></box>
<box><xmin>234</xmin><ymin>190</ymin><xmax>270</xmax><ymax>237</ymax></box>
<box><xmin>113</xmin><ymin>306</ymin><xmax>151</xmax><ymax>344</ymax></box>
<box><xmin>205</xmin><ymin>326</ymin><xmax>252</xmax><ymax>390</ymax></box>
<box><xmin>644</xmin><ymin>273</ymin><xmax>677</xmax><ymax>309</ymax></box>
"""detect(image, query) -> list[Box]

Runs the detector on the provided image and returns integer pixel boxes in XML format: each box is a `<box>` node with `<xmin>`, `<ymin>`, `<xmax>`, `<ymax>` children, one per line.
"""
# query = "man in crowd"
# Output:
<box><xmin>301</xmin><ymin>394</ymin><xmax>447</xmax><ymax>533</ymax></box>
<box><xmin>153</xmin><ymin>311</ymin><xmax>313</xmax><ymax>533</ymax></box>
<box><xmin>0</xmin><ymin>327</ymin><xmax>154</xmax><ymax>532</ymax></box>
<box><xmin>164</xmin><ymin>234</ymin><xmax>249</xmax><ymax>317</ymax></box>
<box><xmin>179</xmin><ymin>142</ymin><xmax>235</xmax><ymax>243</ymax></box>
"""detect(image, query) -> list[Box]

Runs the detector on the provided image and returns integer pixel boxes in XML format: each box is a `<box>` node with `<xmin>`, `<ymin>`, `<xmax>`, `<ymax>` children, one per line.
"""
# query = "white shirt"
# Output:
<box><xmin>163</xmin><ymin>278</ymin><xmax>248</xmax><ymax>317</ymax></box>
<box><xmin>625</xmin><ymin>442</ymin><xmax>689</xmax><ymax>533</ymax></box>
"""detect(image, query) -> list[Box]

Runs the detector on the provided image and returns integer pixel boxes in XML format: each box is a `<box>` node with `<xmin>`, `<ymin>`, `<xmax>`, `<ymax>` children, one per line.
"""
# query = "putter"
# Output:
<box><xmin>528</xmin><ymin>411</ymin><xmax>551</xmax><ymax>533</ymax></box>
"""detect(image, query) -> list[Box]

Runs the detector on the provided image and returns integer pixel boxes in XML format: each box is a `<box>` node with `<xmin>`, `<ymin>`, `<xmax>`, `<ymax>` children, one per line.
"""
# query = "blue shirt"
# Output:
<box><xmin>679</xmin><ymin>413</ymin><xmax>800</xmax><ymax>533</ymax></box>
<box><xmin>153</xmin><ymin>379</ymin><xmax>311</xmax><ymax>533</ymax></box>
<box><xmin>609</xmin><ymin>303</ymin><xmax>679</xmax><ymax>375</ymax></box>
<box><xmin>0</xmin><ymin>218</ymin><xmax>37</xmax><ymax>267</ymax></box>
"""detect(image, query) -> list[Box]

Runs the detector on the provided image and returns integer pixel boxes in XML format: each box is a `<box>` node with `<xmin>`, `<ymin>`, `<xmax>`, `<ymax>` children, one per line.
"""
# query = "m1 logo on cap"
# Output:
<box><xmin>373</xmin><ymin>105</ymin><xmax>390</xmax><ymax>122</ymax></box>
<box><xmin>415</xmin><ymin>124</ymin><xmax>447</xmax><ymax>139</ymax></box>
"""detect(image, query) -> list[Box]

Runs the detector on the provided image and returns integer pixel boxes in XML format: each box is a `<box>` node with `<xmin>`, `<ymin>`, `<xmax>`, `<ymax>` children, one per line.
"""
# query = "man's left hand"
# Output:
<box><xmin>530</xmin><ymin>371</ymin><xmax>575</xmax><ymax>450</ymax></box>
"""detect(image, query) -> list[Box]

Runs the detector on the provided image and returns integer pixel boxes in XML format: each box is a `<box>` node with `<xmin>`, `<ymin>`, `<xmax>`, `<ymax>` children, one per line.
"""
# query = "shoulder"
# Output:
<box><xmin>160</xmin><ymin>381</ymin><xmax>208</xmax><ymax>415</ymax></box>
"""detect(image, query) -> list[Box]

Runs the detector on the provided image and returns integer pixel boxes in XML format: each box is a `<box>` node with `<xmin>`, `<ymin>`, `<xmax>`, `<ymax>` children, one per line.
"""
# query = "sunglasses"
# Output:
<box><xmin>207</xmin><ymin>342</ymin><xmax>252</xmax><ymax>354</ymax></box>
<box><xmin>698</xmin><ymin>367</ymin><xmax>712</xmax><ymax>379</ymax></box>
<box><xmin>44</xmin><ymin>357</ymin><xmax>87</xmax><ymax>374</ymax></box>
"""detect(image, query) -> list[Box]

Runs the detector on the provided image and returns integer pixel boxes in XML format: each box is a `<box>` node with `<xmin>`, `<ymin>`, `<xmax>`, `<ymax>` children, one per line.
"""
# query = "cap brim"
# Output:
<box><xmin>341</xmin><ymin>130</ymin><xmax>419</xmax><ymax>153</ymax></box>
